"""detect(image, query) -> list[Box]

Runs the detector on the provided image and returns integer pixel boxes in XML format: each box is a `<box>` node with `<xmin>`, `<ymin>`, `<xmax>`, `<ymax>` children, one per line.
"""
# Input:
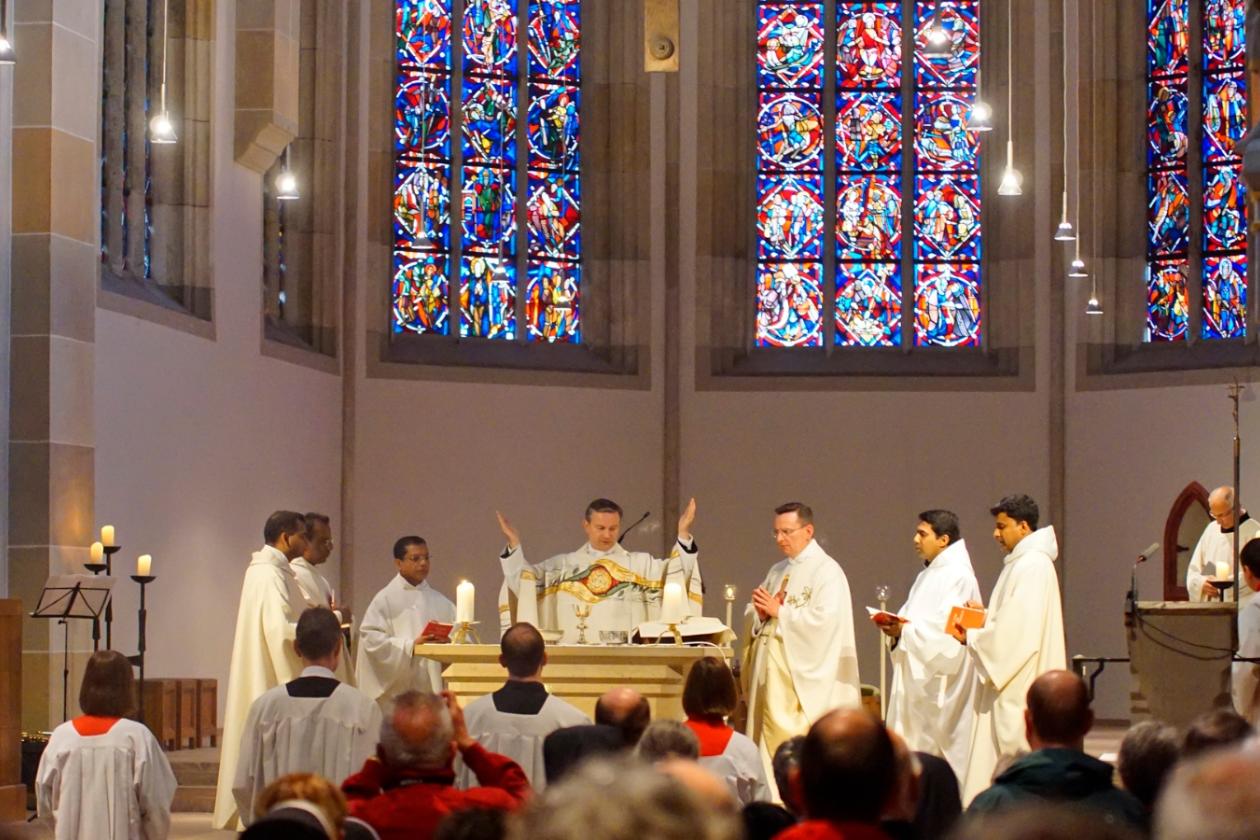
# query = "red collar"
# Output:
<box><xmin>71</xmin><ymin>716</ymin><xmax>121</xmax><ymax>737</ymax></box>
<box><xmin>685</xmin><ymin>716</ymin><xmax>734</xmax><ymax>756</ymax></box>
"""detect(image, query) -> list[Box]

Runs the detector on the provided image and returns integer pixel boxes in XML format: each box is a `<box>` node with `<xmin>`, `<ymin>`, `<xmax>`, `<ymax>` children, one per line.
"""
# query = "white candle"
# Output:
<box><xmin>137</xmin><ymin>554</ymin><xmax>152</xmax><ymax>576</ymax></box>
<box><xmin>101</xmin><ymin>525</ymin><xmax>116</xmax><ymax>546</ymax></box>
<box><xmin>661</xmin><ymin>581</ymin><xmax>686</xmax><ymax>623</ymax></box>
<box><xmin>456</xmin><ymin>580</ymin><xmax>475</xmax><ymax>624</ymax></box>
<box><xmin>90</xmin><ymin>542</ymin><xmax>104</xmax><ymax>563</ymax></box>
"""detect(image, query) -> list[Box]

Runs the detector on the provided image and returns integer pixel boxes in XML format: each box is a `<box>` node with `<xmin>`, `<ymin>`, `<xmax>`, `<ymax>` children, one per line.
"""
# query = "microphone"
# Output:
<box><xmin>619</xmin><ymin>511</ymin><xmax>651</xmax><ymax>543</ymax></box>
<box><xmin>1128</xmin><ymin>542</ymin><xmax>1158</xmax><ymax>626</ymax></box>
<box><xmin>1136</xmin><ymin>543</ymin><xmax>1160</xmax><ymax>563</ymax></box>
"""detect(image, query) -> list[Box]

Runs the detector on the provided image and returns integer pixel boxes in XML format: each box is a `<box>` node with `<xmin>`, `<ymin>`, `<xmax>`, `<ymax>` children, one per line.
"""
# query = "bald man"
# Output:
<box><xmin>543</xmin><ymin>687</ymin><xmax>651</xmax><ymax>782</ymax></box>
<box><xmin>1187</xmin><ymin>486</ymin><xmax>1260</xmax><ymax>602</ymax></box>
<box><xmin>967</xmin><ymin>671</ymin><xmax>1143</xmax><ymax>830</ymax></box>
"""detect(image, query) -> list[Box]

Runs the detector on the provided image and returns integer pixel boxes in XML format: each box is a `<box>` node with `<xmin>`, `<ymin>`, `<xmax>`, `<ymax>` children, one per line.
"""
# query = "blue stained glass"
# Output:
<box><xmin>527</xmin><ymin>83</ymin><xmax>580</xmax><ymax>171</ymax></box>
<box><xmin>913</xmin><ymin>1</ymin><xmax>979</xmax><ymax>89</ymax></box>
<box><xmin>1204</xmin><ymin>166</ymin><xmax>1246</xmax><ymax>252</ymax></box>
<box><xmin>395</xmin><ymin>71</ymin><xmax>451</xmax><ymax>160</ymax></box>
<box><xmin>460</xmin><ymin>255</ymin><xmax>516</xmax><ymax>339</ymax></box>
<box><xmin>757</xmin><ymin>174</ymin><xmax>824</xmax><ymax>260</ymax></box>
<box><xmin>528</xmin><ymin>1</ymin><xmax>580</xmax><ymax>79</ymax></box>
<box><xmin>913</xmin><ymin>175</ymin><xmax>980</xmax><ymax>261</ymax></box>
<box><xmin>463</xmin><ymin>0</ymin><xmax>518</xmax><ymax>75</ymax></box>
<box><xmin>1202</xmin><ymin>72</ymin><xmax>1247</xmax><ymax>160</ymax></box>
<box><xmin>393</xmin><ymin>252</ymin><xmax>450</xmax><ymax>335</ymax></box>
<box><xmin>836</xmin><ymin>262</ymin><xmax>901</xmax><ymax>346</ymax></box>
<box><xmin>526</xmin><ymin>261</ymin><xmax>581</xmax><ymax>343</ymax></box>
<box><xmin>462</xmin><ymin>165</ymin><xmax>517</xmax><ymax>252</ymax></box>
<box><xmin>1147</xmin><ymin>0</ymin><xmax>1189</xmax><ymax>77</ymax></box>
<box><xmin>913</xmin><ymin>263</ymin><xmax>980</xmax><ymax>347</ymax></box>
<box><xmin>836</xmin><ymin>92</ymin><xmax>901</xmax><ymax>171</ymax></box>
<box><xmin>1145</xmin><ymin>260</ymin><xmax>1189</xmax><ymax>341</ymax></box>
<box><xmin>461</xmin><ymin>76</ymin><xmax>517</xmax><ymax>165</ymax></box>
<box><xmin>1203</xmin><ymin>0</ymin><xmax>1245</xmax><ymax>70</ymax></box>
<box><xmin>758</xmin><ymin>91</ymin><xmax>824</xmax><ymax>171</ymax></box>
<box><xmin>756</xmin><ymin>262</ymin><xmax>824</xmax><ymax>347</ymax></box>
<box><xmin>758</xmin><ymin>3</ymin><xmax>825</xmax><ymax>90</ymax></box>
<box><xmin>397</xmin><ymin>0</ymin><xmax>452</xmax><ymax>68</ymax></box>
<box><xmin>1147</xmin><ymin>171</ymin><xmax>1189</xmax><ymax>255</ymax></box>
<box><xmin>1203</xmin><ymin>255</ymin><xmax>1248</xmax><ymax>339</ymax></box>
<box><xmin>527</xmin><ymin>173</ymin><xmax>581</xmax><ymax>258</ymax></box>
<box><xmin>394</xmin><ymin>162</ymin><xmax>450</xmax><ymax>249</ymax></box>
<box><xmin>835</xmin><ymin>2</ymin><xmax>902</xmax><ymax>89</ymax></box>
<box><xmin>837</xmin><ymin>174</ymin><xmax>902</xmax><ymax>260</ymax></box>
<box><xmin>914</xmin><ymin>91</ymin><xmax>977</xmax><ymax>171</ymax></box>
<box><xmin>1146</xmin><ymin>82</ymin><xmax>1188</xmax><ymax>168</ymax></box>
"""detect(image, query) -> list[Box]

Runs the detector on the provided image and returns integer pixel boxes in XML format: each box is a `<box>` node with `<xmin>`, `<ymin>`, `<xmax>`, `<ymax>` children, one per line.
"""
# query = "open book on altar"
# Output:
<box><xmin>631</xmin><ymin>616</ymin><xmax>734</xmax><ymax>645</ymax></box>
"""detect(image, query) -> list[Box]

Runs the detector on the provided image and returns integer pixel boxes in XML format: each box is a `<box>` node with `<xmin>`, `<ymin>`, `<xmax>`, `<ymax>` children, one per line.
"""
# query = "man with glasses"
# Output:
<box><xmin>1186</xmin><ymin>486</ymin><xmax>1260</xmax><ymax>602</ymax></box>
<box><xmin>742</xmin><ymin>501</ymin><xmax>860</xmax><ymax>799</ymax></box>
<box><xmin>291</xmin><ymin>512</ymin><xmax>355</xmax><ymax>683</ymax></box>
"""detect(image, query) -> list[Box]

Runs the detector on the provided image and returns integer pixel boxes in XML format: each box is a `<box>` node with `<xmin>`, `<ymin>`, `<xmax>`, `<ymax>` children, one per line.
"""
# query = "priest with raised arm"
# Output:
<box><xmin>356</xmin><ymin>536</ymin><xmax>457</xmax><ymax>708</ymax></box>
<box><xmin>496</xmin><ymin>498</ymin><xmax>702</xmax><ymax>641</ymax></box>
<box><xmin>742</xmin><ymin>501</ymin><xmax>860</xmax><ymax>798</ymax></box>
<box><xmin>1186</xmin><ymin>486</ymin><xmax>1260</xmax><ymax>602</ymax></box>
<box><xmin>878</xmin><ymin>509</ymin><xmax>982</xmax><ymax>780</ymax></box>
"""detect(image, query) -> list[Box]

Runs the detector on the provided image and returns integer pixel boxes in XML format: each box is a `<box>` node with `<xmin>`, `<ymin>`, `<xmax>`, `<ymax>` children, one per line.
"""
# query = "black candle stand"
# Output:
<box><xmin>131</xmin><ymin>574</ymin><xmax>155</xmax><ymax>725</ymax></box>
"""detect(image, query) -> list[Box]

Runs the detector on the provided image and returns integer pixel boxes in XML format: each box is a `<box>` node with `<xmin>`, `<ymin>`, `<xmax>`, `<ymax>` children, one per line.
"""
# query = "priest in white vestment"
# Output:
<box><xmin>291</xmin><ymin>512</ymin><xmax>355</xmax><ymax>685</ymax></box>
<box><xmin>234</xmin><ymin>608</ymin><xmax>381</xmax><ymax>825</ymax></box>
<box><xmin>496</xmin><ymin>498</ymin><xmax>702</xmax><ymax>642</ymax></box>
<box><xmin>356</xmin><ymin>535</ymin><xmax>456</xmax><ymax>707</ymax></box>
<box><xmin>1187</xmin><ymin>486</ymin><xmax>1260</xmax><ymax>602</ymax></box>
<box><xmin>36</xmin><ymin>651</ymin><xmax>177</xmax><ymax>840</ymax></box>
<box><xmin>959</xmin><ymin>495</ymin><xmax>1066</xmax><ymax>804</ymax></box>
<box><xmin>458</xmin><ymin>622</ymin><xmax>590</xmax><ymax>789</ymax></box>
<box><xmin>213</xmin><ymin>511</ymin><xmax>311</xmax><ymax>829</ymax></box>
<box><xmin>880</xmin><ymin>510</ymin><xmax>981</xmax><ymax>780</ymax></box>
<box><xmin>1232</xmin><ymin>539</ymin><xmax>1260</xmax><ymax>724</ymax></box>
<box><xmin>743</xmin><ymin>501</ymin><xmax>860</xmax><ymax>797</ymax></box>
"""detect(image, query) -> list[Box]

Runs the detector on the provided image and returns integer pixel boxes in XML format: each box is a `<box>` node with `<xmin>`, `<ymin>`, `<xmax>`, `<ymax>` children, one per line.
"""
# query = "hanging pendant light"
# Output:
<box><xmin>275</xmin><ymin>145</ymin><xmax>300</xmax><ymax>201</ymax></box>
<box><xmin>968</xmin><ymin>68</ymin><xmax>994</xmax><ymax>132</ymax></box>
<box><xmin>1085</xmin><ymin>292</ymin><xmax>1103</xmax><ymax>315</ymax></box>
<box><xmin>1055</xmin><ymin>190</ymin><xmax>1076</xmax><ymax>240</ymax></box>
<box><xmin>998</xmin><ymin>0</ymin><xmax>1021</xmax><ymax>196</ymax></box>
<box><xmin>148</xmin><ymin>0</ymin><xmax>177</xmax><ymax>143</ymax></box>
<box><xmin>1067</xmin><ymin>235</ymin><xmax>1087</xmax><ymax>277</ymax></box>
<box><xmin>0</xmin><ymin>0</ymin><xmax>15</xmax><ymax>64</ymax></box>
<box><xmin>998</xmin><ymin>139</ymin><xmax>1022</xmax><ymax>195</ymax></box>
<box><xmin>923</xmin><ymin>2</ymin><xmax>952</xmax><ymax>57</ymax></box>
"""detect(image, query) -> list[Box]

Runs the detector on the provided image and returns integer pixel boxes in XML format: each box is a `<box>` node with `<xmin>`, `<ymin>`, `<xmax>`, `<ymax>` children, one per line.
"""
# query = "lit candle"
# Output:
<box><xmin>90</xmin><ymin>542</ymin><xmax>104</xmax><ymax>563</ymax></box>
<box><xmin>661</xmin><ymin>581</ymin><xmax>686</xmax><ymax>623</ymax></box>
<box><xmin>101</xmin><ymin>525</ymin><xmax>116</xmax><ymax>546</ymax></box>
<box><xmin>137</xmin><ymin>555</ymin><xmax>152</xmax><ymax>576</ymax></box>
<box><xmin>456</xmin><ymin>580</ymin><xmax>475</xmax><ymax>624</ymax></box>
<box><xmin>723</xmin><ymin>584</ymin><xmax>737</xmax><ymax>630</ymax></box>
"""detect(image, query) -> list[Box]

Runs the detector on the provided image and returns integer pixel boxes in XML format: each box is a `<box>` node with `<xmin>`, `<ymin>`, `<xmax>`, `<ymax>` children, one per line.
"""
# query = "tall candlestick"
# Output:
<box><xmin>456</xmin><ymin>580</ymin><xmax>475</xmax><ymax>624</ymax></box>
<box><xmin>723</xmin><ymin>584</ymin><xmax>737</xmax><ymax>632</ymax></box>
<box><xmin>137</xmin><ymin>555</ymin><xmax>152</xmax><ymax>576</ymax></box>
<box><xmin>90</xmin><ymin>542</ymin><xmax>104</xmax><ymax>563</ymax></box>
<box><xmin>661</xmin><ymin>581</ymin><xmax>686</xmax><ymax>623</ymax></box>
<box><xmin>101</xmin><ymin>525</ymin><xmax>116</xmax><ymax>546</ymax></box>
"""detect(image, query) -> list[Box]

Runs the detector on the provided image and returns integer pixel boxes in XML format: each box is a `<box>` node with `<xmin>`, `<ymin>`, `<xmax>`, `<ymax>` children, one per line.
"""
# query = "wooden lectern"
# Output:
<box><xmin>417</xmin><ymin>644</ymin><xmax>731</xmax><ymax>719</ymax></box>
<box><xmin>1127</xmin><ymin>601</ymin><xmax>1235</xmax><ymax>727</ymax></box>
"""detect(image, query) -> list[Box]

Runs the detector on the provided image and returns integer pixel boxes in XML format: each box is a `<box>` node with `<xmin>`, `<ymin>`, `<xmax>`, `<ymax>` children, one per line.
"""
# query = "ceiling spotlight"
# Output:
<box><xmin>967</xmin><ymin>99</ymin><xmax>993</xmax><ymax>132</ymax></box>
<box><xmin>149</xmin><ymin>111</ymin><xmax>177</xmax><ymax>144</ymax></box>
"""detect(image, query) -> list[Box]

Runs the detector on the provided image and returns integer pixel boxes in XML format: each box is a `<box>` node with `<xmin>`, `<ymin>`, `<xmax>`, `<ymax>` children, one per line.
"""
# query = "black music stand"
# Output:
<box><xmin>31</xmin><ymin>574</ymin><xmax>115</xmax><ymax>723</ymax></box>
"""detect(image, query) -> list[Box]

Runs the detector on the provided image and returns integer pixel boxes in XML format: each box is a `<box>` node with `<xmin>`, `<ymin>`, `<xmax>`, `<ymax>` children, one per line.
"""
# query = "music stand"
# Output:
<box><xmin>31</xmin><ymin>575</ymin><xmax>115</xmax><ymax>723</ymax></box>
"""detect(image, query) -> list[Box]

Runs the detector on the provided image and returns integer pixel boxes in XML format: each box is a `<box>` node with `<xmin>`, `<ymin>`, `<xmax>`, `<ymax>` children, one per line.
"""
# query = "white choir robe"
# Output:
<box><xmin>961</xmin><ymin>526</ymin><xmax>1066</xmax><ymax>804</ymax></box>
<box><xmin>213</xmin><ymin>545</ymin><xmax>308</xmax><ymax>829</ymax></box>
<box><xmin>457</xmin><ymin>683</ymin><xmax>590</xmax><ymax>789</ymax></box>
<box><xmin>886</xmin><ymin>539</ymin><xmax>982</xmax><ymax>780</ymax></box>
<box><xmin>356</xmin><ymin>574</ymin><xmax>456</xmax><ymax>705</ymax></box>
<box><xmin>1186</xmin><ymin>516</ymin><xmax>1260</xmax><ymax>602</ymax></box>
<box><xmin>290</xmin><ymin>557</ymin><xmax>356</xmax><ymax>686</ymax></box>
<box><xmin>1234</xmin><ymin>593</ymin><xmax>1260</xmax><ymax>725</ymax></box>
<box><xmin>498</xmin><ymin>538</ymin><xmax>702</xmax><ymax>642</ymax></box>
<box><xmin>743</xmin><ymin>539</ymin><xmax>860</xmax><ymax>795</ymax></box>
<box><xmin>698</xmin><ymin>732</ymin><xmax>773</xmax><ymax>804</ymax></box>
<box><xmin>233</xmin><ymin>665</ymin><xmax>382</xmax><ymax>825</ymax></box>
<box><xmin>36</xmin><ymin>717</ymin><xmax>177</xmax><ymax>840</ymax></box>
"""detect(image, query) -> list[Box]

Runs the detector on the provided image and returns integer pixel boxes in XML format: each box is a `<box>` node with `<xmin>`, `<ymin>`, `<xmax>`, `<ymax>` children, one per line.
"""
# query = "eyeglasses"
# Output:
<box><xmin>772</xmin><ymin>526</ymin><xmax>807</xmax><ymax>539</ymax></box>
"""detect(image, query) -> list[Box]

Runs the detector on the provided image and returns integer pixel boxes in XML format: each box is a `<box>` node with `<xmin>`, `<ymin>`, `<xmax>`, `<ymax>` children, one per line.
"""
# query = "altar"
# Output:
<box><xmin>416</xmin><ymin>643</ymin><xmax>733</xmax><ymax>720</ymax></box>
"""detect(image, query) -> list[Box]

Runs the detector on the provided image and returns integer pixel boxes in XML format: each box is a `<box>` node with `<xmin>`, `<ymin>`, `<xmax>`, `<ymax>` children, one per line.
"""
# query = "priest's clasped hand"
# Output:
<box><xmin>751</xmin><ymin>586</ymin><xmax>782</xmax><ymax>620</ymax></box>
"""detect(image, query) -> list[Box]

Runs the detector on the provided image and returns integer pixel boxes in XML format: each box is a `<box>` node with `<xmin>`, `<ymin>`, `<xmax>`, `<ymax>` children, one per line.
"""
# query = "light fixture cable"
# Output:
<box><xmin>1055</xmin><ymin>0</ymin><xmax>1074</xmax><ymax>240</ymax></box>
<box><xmin>998</xmin><ymin>0</ymin><xmax>1021</xmax><ymax>195</ymax></box>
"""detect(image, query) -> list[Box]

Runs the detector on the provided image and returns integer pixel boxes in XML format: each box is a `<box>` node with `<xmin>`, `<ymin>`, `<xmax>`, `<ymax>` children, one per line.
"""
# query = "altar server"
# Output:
<box><xmin>495</xmin><ymin>497</ymin><xmax>702</xmax><ymax>641</ymax></box>
<box><xmin>1232</xmin><ymin>539</ymin><xmax>1260</xmax><ymax>724</ymax></box>
<box><xmin>36</xmin><ymin>651</ymin><xmax>177</xmax><ymax>840</ymax></box>
<box><xmin>958</xmin><ymin>494</ymin><xmax>1065</xmax><ymax>804</ymax></box>
<box><xmin>213</xmin><ymin>510</ymin><xmax>311</xmax><ymax>829</ymax></box>
<box><xmin>356</xmin><ymin>535</ymin><xmax>456</xmax><ymax>706</ymax></box>
<box><xmin>233</xmin><ymin>607</ymin><xmax>381</xmax><ymax>825</ymax></box>
<box><xmin>291</xmin><ymin>512</ymin><xmax>354</xmax><ymax>684</ymax></box>
<box><xmin>1187</xmin><ymin>486</ymin><xmax>1260</xmax><ymax>602</ymax></box>
<box><xmin>683</xmin><ymin>656</ymin><xmax>772</xmax><ymax>804</ymax></box>
<box><xmin>743</xmin><ymin>501</ymin><xmax>860</xmax><ymax>797</ymax></box>
<box><xmin>879</xmin><ymin>510</ymin><xmax>982</xmax><ymax>779</ymax></box>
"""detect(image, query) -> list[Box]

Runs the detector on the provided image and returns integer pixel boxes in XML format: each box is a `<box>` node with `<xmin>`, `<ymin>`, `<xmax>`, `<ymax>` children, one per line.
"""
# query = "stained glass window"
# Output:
<box><xmin>755</xmin><ymin>1</ymin><xmax>983</xmax><ymax>350</ymax></box>
<box><xmin>393</xmin><ymin>0</ymin><xmax>581</xmax><ymax>343</ymax></box>
<box><xmin>1144</xmin><ymin>0</ymin><xmax>1247</xmax><ymax>342</ymax></box>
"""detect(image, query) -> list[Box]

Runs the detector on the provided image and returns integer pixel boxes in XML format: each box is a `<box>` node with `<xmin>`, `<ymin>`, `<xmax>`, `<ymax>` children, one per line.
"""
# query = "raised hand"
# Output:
<box><xmin>442</xmin><ymin>690</ymin><xmax>475</xmax><ymax>749</ymax></box>
<box><xmin>496</xmin><ymin>510</ymin><xmax>521</xmax><ymax>550</ymax></box>
<box><xmin>678</xmin><ymin>497</ymin><xmax>697</xmax><ymax>541</ymax></box>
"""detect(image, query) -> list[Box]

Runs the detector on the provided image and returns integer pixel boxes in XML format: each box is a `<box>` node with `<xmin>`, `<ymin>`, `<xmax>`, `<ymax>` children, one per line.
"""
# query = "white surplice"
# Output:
<box><xmin>1234</xmin><ymin>593</ymin><xmax>1260</xmax><ymax>725</ymax></box>
<box><xmin>36</xmin><ymin>717</ymin><xmax>177</xmax><ymax>840</ymax></box>
<box><xmin>355</xmin><ymin>574</ymin><xmax>456</xmax><ymax>704</ymax></box>
<box><xmin>697</xmin><ymin>732</ymin><xmax>773</xmax><ymax>804</ymax></box>
<box><xmin>743</xmin><ymin>538</ymin><xmax>861</xmax><ymax>791</ymax></box>
<box><xmin>233</xmin><ymin>665</ymin><xmax>382</xmax><ymax>825</ymax></box>
<box><xmin>458</xmin><ymin>688</ymin><xmax>590</xmax><ymax>789</ymax></box>
<box><xmin>961</xmin><ymin>526</ymin><xmax>1066</xmax><ymax>804</ymax></box>
<box><xmin>1186</xmin><ymin>516</ymin><xmax>1260</xmax><ymax>602</ymax></box>
<box><xmin>498</xmin><ymin>538</ymin><xmax>702</xmax><ymax>642</ymax></box>
<box><xmin>213</xmin><ymin>545</ymin><xmax>308</xmax><ymax>829</ymax></box>
<box><xmin>886</xmin><ymin>539</ymin><xmax>982</xmax><ymax>779</ymax></box>
<box><xmin>289</xmin><ymin>557</ymin><xmax>356</xmax><ymax>686</ymax></box>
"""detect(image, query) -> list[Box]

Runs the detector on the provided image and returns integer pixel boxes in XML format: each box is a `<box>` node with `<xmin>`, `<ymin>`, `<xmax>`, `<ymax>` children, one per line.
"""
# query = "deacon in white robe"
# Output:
<box><xmin>356</xmin><ymin>535</ymin><xmax>456</xmax><ymax>706</ymax></box>
<box><xmin>743</xmin><ymin>503</ymin><xmax>860</xmax><ymax>796</ymax></box>
<box><xmin>496</xmin><ymin>498</ymin><xmax>702</xmax><ymax>642</ymax></box>
<box><xmin>881</xmin><ymin>512</ymin><xmax>982</xmax><ymax>780</ymax></box>
<box><xmin>234</xmin><ymin>608</ymin><xmax>381</xmax><ymax>825</ymax></box>
<box><xmin>291</xmin><ymin>513</ymin><xmax>355</xmax><ymax>685</ymax></box>
<box><xmin>1187</xmin><ymin>486</ymin><xmax>1260</xmax><ymax>602</ymax></box>
<box><xmin>37</xmin><ymin>716</ymin><xmax>177</xmax><ymax>840</ymax></box>
<box><xmin>213</xmin><ymin>512</ymin><xmax>311</xmax><ymax>829</ymax></box>
<box><xmin>1232</xmin><ymin>539</ymin><xmax>1260</xmax><ymax>724</ymax></box>
<box><xmin>960</xmin><ymin>496</ymin><xmax>1066</xmax><ymax>805</ymax></box>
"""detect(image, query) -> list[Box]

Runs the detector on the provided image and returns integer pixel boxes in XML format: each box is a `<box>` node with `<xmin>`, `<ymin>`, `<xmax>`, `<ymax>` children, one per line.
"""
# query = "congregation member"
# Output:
<box><xmin>36</xmin><ymin>651</ymin><xmax>177</xmax><ymax>840</ymax></box>
<box><xmin>459</xmin><ymin>622</ymin><xmax>589</xmax><ymax>788</ymax></box>
<box><xmin>1233</xmin><ymin>538</ymin><xmax>1260</xmax><ymax>723</ymax></box>
<box><xmin>742</xmin><ymin>802</ymin><xmax>797</xmax><ymax>840</ymax></box>
<box><xmin>682</xmin><ymin>655</ymin><xmax>772</xmax><ymax>803</ymax></box>
<box><xmin>772</xmin><ymin>736</ymin><xmax>805</xmax><ymax>816</ymax></box>
<box><xmin>215</xmin><ymin>510</ymin><xmax>311</xmax><ymax>829</ymax></box>
<box><xmin>1117</xmin><ymin>720</ymin><xmax>1179</xmax><ymax>826</ymax></box>
<box><xmin>744</xmin><ymin>501</ymin><xmax>860</xmax><ymax>796</ymax></box>
<box><xmin>356</xmin><ymin>535</ymin><xmax>456</xmax><ymax>706</ymax></box>
<box><xmin>966</xmin><ymin>671</ymin><xmax>1144</xmax><ymax>830</ymax></box>
<box><xmin>1181</xmin><ymin>707</ymin><xmax>1252</xmax><ymax>758</ymax></box>
<box><xmin>1154</xmin><ymin>742</ymin><xmax>1260</xmax><ymax>839</ymax></box>
<box><xmin>343</xmin><ymin>690</ymin><xmax>530</xmax><ymax>839</ymax></box>
<box><xmin>1186</xmin><ymin>485</ymin><xmax>1260</xmax><ymax>602</ymax></box>
<box><xmin>958</xmin><ymin>495</ymin><xmax>1065</xmax><ymax>803</ymax></box>
<box><xmin>543</xmin><ymin>686</ymin><xmax>651</xmax><ymax>782</ymax></box>
<box><xmin>636</xmin><ymin>720</ymin><xmax>701</xmax><ymax>762</ymax></box>
<box><xmin>233</xmin><ymin>607</ymin><xmax>381</xmax><ymax>825</ymax></box>
<box><xmin>657</xmin><ymin>757</ymin><xmax>741</xmax><ymax>814</ymax></box>
<box><xmin>241</xmin><ymin>772</ymin><xmax>376</xmax><ymax>840</ymax></box>
<box><xmin>291</xmin><ymin>513</ymin><xmax>355</xmax><ymax>685</ymax></box>
<box><xmin>878</xmin><ymin>509</ymin><xmax>981</xmax><ymax>779</ymax></box>
<box><xmin>906</xmin><ymin>752</ymin><xmax>962</xmax><ymax>840</ymax></box>
<box><xmin>495</xmin><ymin>497</ymin><xmax>702</xmax><ymax>640</ymax></box>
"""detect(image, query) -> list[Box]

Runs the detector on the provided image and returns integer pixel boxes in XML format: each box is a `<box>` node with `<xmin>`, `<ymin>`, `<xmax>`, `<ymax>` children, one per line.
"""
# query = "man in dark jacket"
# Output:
<box><xmin>967</xmin><ymin>670</ymin><xmax>1143</xmax><ymax>831</ymax></box>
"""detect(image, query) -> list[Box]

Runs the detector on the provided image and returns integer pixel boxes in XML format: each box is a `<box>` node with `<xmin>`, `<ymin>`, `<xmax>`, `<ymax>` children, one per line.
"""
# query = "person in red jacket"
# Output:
<box><xmin>342</xmin><ymin>690</ymin><xmax>530</xmax><ymax>839</ymax></box>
